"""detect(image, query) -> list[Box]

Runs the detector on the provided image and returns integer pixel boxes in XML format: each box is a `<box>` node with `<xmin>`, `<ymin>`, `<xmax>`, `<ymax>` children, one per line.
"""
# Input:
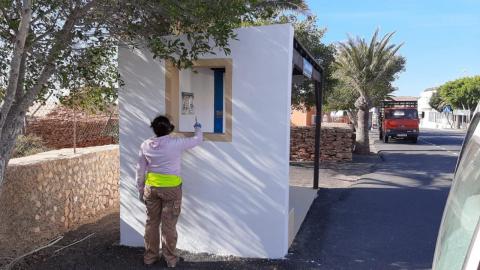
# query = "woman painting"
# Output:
<box><xmin>136</xmin><ymin>115</ymin><xmax>202</xmax><ymax>267</ymax></box>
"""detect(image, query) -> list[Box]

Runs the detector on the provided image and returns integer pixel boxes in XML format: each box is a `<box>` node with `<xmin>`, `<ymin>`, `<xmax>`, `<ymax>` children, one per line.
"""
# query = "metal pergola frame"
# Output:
<box><xmin>292</xmin><ymin>37</ymin><xmax>324</xmax><ymax>189</ymax></box>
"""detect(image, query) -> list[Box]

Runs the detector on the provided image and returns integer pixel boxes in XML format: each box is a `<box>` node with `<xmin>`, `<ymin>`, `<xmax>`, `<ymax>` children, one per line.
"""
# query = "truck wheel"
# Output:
<box><xmin>411</xmin><ymin>137</ymin><xmax>418</xmax><ymax>144</ymax></box>
<box><xmin>383</xmin><ymin>134</ymin><xmax>389</xmax><ymax>143</ymax></box>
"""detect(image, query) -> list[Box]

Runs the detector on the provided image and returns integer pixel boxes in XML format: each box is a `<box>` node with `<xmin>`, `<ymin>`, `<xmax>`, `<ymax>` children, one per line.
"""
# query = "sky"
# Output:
<box><xmin>306</xmin><ymin>0</ymin><xmax>480</xmax><ymax>97</ymax></box>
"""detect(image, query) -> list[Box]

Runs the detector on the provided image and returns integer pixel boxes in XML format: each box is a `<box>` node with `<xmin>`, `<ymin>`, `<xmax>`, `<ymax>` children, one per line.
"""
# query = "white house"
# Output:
<box><xmin>417</xmin><ymin>87</ymin><xmax>465</xmax><ymax>129</ymax></box>
<box><xmin>118</xmin><ymin>24</ymin><xmax>322</xmax><ymax>258</ymax></box>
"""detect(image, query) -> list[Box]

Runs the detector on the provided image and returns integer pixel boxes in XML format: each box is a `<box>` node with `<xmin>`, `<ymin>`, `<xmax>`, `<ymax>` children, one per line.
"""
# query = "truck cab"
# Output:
<box><xmin>379</xmin><ymin>100</ymin><xmax>420</xmax><ymax>143</ymax></box>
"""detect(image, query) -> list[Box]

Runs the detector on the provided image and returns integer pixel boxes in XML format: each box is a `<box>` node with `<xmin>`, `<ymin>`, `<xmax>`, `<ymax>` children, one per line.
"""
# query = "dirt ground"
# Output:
<box><xmin>6</xmin><ymin>208</ymin><xmax>325</xmax><ymax>270</ymax></box>
<box><xmin>3</xmin><ymin>188</ymin><xmax>354</xmax><ymax>270</ymax></box>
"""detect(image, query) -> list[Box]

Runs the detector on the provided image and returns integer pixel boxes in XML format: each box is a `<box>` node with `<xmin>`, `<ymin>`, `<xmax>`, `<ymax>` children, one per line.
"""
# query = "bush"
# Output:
<box><xmin>12</xmin><ymin>135</ymin><xmax>50</xmax><ymax>158</ymax></box>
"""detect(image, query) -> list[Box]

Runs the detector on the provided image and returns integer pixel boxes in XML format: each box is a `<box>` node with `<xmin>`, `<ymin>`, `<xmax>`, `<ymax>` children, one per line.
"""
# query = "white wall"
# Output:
<box><xmin>178</xmin><ymin>67</ymin><xmax>216</xmax><ymax>133</ymax></box>
<box><xmin>418</xmin><ymin>88</ymin><xmax>452</xmax><ymax>129</ymax></box>
<box><xmin>118</xmin><ymin>47</ymin><xmax>167</xmax><ymax>245</ymax></box>
<box><xmin>119</xmin><ymin>24</ymin><xmax>294</xmax><ymax>258</ymax></box>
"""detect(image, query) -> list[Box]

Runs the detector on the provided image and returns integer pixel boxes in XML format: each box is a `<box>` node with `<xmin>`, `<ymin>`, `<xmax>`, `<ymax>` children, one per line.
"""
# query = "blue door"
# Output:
<box><xmin>213</xmin><ymin>69</ymin><xmax>225</xmax><ymax>133</ymax></box>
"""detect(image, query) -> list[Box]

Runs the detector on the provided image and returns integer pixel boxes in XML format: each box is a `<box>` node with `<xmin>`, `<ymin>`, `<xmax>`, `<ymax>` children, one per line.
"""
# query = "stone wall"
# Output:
<box><xmin>26</xmin><ymin>106</ymin><xmax>118</xmax><ymax>149</ymax></box>
<box><xmin>290</xmin><ymin>123</ymin><xmax>354</xmax><ymax>162</ymax></box>
<box><xmin>0</xmin><ymin>145</ymin><xmax>119</xmax><ymax>255</ymax></box>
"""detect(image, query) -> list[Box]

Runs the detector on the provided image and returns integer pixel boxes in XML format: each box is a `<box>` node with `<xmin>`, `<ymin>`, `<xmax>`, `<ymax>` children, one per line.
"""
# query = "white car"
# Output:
<box><xmin>432</xmin><ymin>102</ymin><xmax>480</xmax><ymax>270</ymax></box>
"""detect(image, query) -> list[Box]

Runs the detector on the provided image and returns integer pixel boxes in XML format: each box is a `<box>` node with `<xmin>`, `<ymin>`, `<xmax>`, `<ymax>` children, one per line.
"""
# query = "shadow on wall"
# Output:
<box><xmin>118</xmin><ymin>24</ymin><xmax>294</xmax><ymax>258</ymax></box>
<box><xmin>118</xmin><ymin>46</ymin><xmax>167</xmax><ymax>247</ymax></box>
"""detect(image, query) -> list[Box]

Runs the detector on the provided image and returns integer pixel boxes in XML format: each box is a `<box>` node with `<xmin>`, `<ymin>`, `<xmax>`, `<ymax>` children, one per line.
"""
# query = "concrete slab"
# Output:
<box><xmin>288</xmin><ymin>185</ymin><xmax>317</xmax><ymax>246</ymax></box>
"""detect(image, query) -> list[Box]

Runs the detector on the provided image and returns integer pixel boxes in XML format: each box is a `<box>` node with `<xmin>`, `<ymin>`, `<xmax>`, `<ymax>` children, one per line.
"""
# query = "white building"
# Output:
<box><xmin>418</xmin><ymin>87</ymin><xmax>461</xmax><ymax>129</ymax></box>
<box><xmin>118</xmin><ymin>24</ymin><xmax>322</xmax><ymax>258</ymax></box>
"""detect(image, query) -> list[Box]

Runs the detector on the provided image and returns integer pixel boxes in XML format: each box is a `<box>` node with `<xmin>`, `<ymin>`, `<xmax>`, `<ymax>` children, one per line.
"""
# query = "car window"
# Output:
<box><xmin>385</xmin><ymin>109</ymin><xmax>418</xmax><ymax>119</ymax></box>
<box><xmin>433</xmin><ymin>112</ymin><xmax>480</xmax><ymax>270</ymax></box>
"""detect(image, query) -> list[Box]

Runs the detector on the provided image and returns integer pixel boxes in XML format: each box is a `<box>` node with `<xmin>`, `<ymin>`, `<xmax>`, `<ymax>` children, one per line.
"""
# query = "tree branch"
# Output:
<box><xmin>14</xmin><ymin>50</ymin><xmax>28</xmax><ymax>101</ymax></box>
<box><xmin>0</xmin><ymin>0</ymin><xmax>32</xmax><ymax>131</ymax></box>
<box><xmin>17</xmin><ymin>1</ymin><xmax>98</xmax><ymax>112</ymax></box>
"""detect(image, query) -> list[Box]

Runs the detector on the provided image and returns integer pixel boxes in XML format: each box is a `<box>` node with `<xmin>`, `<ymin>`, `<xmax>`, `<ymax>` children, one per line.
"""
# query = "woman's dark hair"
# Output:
<box><xmin>150</xmin><ymin>115</ymin><xmax>175</xmax><ymax>137</ymax></box>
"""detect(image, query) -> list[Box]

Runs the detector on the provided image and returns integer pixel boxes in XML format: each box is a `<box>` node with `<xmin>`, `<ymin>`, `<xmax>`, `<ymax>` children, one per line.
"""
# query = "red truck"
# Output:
<box><xmin>379</xmin><ymin>100</ymin><xmax>420</xmax><ymax>143</ymax></box>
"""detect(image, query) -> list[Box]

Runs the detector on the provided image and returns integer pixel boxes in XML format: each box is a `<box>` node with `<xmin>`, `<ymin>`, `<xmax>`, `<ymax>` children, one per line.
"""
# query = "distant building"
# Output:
<box><xmin>291</xmin><ymin>107</ymin><xmax>315</xmax><ymax>126</ymax></box>
<box><xmin>418</xmin><ymin>87</ymin><xmax>437</xmax><ymax>114</ymax></box>
<box><xmin>291</xmin><ymin>107</ymin><xmax>350</xmax><ymax>126</ymax></box>
<box><xmin>388</xmin><ymin>96</ymin><xmax>420</xmax><ymax>102</ymax></box>
<box><xmin>417</xmin><ymin>87</ymin><xmax>467</xmax><ymax>129</ymax></box>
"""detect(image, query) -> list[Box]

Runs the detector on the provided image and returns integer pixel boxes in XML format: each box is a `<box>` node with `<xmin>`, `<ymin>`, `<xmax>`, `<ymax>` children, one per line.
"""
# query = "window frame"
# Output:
<box><xmin>165</xmin><ymin>58</ymin><xmax>233</xmax><ymax>142</ymax></box>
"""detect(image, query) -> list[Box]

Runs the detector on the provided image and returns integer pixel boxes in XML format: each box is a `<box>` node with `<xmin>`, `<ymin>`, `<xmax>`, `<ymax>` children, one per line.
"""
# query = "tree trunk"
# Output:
<box><xmin>0</xmin><ymin>107</ymin><xmax>25</xmax><ymax>192</ymax></box>
<box><xmin>346</xmin><ymin>109</ymin><xmax>358</xmax><ymax>129</ymax></box>
<box><xmin>355</xmin><ymin>107</ymin><xmax>370</xmax><ymax>154</ymax></box>
<box><xmin>0</xmin><ymin>0</ymin><xmax>32</xmax><ymax>131</ymax></box>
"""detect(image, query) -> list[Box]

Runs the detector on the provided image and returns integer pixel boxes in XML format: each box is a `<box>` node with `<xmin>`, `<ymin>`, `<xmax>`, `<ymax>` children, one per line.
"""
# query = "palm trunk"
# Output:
<box><xmin>355</xmin><ymin>107</ymin><xmax>370</xmax><ymax>154</ymax></box>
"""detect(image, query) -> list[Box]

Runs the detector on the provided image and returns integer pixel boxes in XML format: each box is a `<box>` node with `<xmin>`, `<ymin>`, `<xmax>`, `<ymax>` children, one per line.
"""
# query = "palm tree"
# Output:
<box><xmin>256</xmin><ymin>0</ymin><xmax>309</xmax><ymax>13</ymax></box>
<box><xmin>335</xmin><ymin>29</ymin><xmax>405</xmax><ymax>154</ymax></box>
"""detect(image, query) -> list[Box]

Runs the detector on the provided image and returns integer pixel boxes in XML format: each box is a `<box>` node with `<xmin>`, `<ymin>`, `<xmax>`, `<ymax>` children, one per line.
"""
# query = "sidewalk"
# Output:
<box><xmin>290</xmin><ymin>153</ymin><xmax>382</xmax><ymax>189</ymax></box>
<box><xmin>289</xmin><ymin>130</ymin><xmax>382</xmax><ymax>189</ymax></box>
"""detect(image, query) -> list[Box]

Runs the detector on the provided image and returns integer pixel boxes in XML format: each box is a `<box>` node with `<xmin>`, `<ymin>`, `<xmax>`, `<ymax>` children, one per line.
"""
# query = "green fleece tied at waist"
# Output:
<box><xmin>145</xmin><ymin>172</ymin><xmax>182</xmax><ymax>187</ymax></box>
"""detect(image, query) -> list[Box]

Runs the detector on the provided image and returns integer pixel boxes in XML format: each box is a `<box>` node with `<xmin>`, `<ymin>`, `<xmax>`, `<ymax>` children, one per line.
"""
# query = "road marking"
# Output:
<box><xmin>419</xmin><ymin>138</ymin><xmax>459</xmax><ymax>156</ymax></box>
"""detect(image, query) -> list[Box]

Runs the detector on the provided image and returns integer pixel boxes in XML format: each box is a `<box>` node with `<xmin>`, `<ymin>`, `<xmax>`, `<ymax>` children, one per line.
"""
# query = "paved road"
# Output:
<box><xmin>290</xmin><ymin>128</ymin><xmax>466</xmax><ymax>270</ymax></box>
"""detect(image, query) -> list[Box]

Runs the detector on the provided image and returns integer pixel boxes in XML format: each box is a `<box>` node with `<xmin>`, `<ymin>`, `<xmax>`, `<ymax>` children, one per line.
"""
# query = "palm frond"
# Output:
<box><xmin>334</xmin><ymin>29</ymin><xmax>405</xmax><ymax>105</ymax></box>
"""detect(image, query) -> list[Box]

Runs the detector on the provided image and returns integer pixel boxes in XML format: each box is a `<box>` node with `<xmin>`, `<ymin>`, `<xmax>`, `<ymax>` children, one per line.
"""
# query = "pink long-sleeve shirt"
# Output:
<box><xmin>135</xmin><ymin>128</ymin><xmax>203</xmax><ymax>192</ymax></box>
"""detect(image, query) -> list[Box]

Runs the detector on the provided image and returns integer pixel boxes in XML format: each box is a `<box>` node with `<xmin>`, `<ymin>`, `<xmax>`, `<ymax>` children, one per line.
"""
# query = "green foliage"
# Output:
<box><xmin>334</xmin><ymin>29</ymin><xmax>406</xmax><ymax>109</ymax></box>
<box><xmin>438</xmin><ymin>76</ymin><xmax>480</xmax><ymax>111</ymax></box>
<box><xmin>324</xmin><ymin>83</ymin><xmax>358</xmax><ymax>112</ymax></box>
<box><xmin>0</xmin><ymin>0</ymin><xmax>304</xmax><ymax>106</ymax></box>
<box><xmin>428</xmin><ymin>91</ymin><xmax>444</xmax><ymax>112</ymax></box>
<box><xmin>12</xmin><ymin>135</ymin><xmax>49</xmax><ymax>158</ymax></box>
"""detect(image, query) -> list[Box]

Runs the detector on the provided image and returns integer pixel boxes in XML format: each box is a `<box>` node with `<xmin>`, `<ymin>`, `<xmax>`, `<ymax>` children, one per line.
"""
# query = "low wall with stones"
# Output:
<box><xmin>0</xmin><ymin>145</ymin><xmax>119</xmax><ymax>255</ymax></box>
<box><xmin>290</xmin><ymin>123</ymin><xmax>354</xmax><ymax>162</ymax></box>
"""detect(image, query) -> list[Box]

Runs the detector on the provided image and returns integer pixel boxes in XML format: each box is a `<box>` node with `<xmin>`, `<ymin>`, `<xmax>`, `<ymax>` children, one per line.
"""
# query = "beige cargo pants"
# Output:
<box><xmin>143</xmin><ymin>185</ymin><xmax>182</xmax><ymax>266</ymax></box>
